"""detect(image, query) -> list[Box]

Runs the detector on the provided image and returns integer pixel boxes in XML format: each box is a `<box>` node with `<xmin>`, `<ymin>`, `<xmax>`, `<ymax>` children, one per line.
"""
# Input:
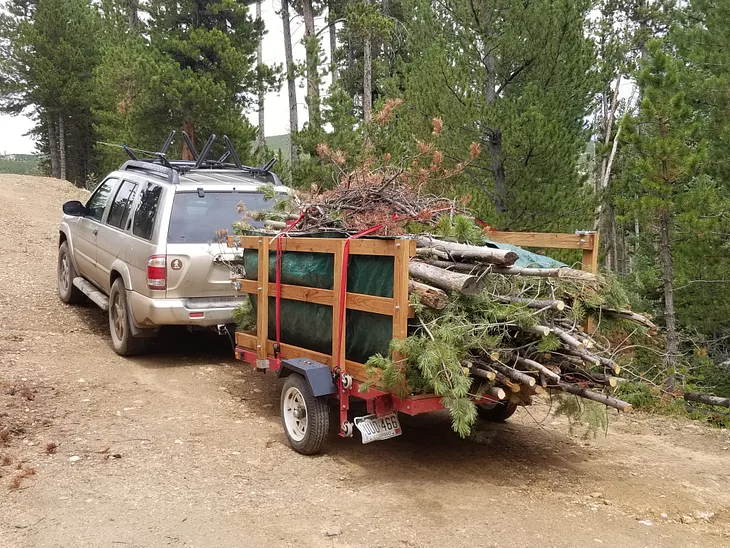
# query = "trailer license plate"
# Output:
<box><xmin>354</xmin><ymin>413</ymin><xmax>402</xmax><ymax>444</ymax></box>
<box><xmin>229</xmin><ymin>265</ymin><xmax>245</xmax><ymax>280</ymax></box>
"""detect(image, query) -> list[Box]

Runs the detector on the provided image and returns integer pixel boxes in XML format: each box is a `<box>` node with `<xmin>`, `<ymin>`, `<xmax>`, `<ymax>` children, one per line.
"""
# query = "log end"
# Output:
<box><xmin>608</xmin><ymin>377</ymin><xmax>618</xmax><ymax>388</ymax></box>
<box><xmin>555</xmin><ymin>300</ymin><xmax>566</xmax><ymax>312</ymax></box>
<box><xmin>503</xmin><ymin>250</ymin><xmax>519</xmax><ymax>266</ymax></box>
<box><xmin>495</xmin><ymin>388</ymin><xmax>506</xmax><ymax>400</ymax></box>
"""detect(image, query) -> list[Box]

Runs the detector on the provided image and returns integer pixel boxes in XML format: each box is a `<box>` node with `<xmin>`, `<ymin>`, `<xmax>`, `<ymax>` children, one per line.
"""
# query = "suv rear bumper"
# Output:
<box><xmin>128</xmin><ymin>291</ymin><xmax>244</xmax><ymax>327</ymax></box>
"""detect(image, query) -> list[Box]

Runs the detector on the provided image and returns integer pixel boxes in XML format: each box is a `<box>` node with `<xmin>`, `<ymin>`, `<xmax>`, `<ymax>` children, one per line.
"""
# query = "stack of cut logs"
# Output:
<box><xmin>405</xmin><ymin>236</ymin><xmax>655</xmax><ymax>412</ymax></box>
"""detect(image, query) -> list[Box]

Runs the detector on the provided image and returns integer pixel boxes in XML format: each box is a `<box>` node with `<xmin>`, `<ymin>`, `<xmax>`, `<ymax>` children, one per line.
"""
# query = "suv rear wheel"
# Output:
<box><xmin>57</xmin><ymin>241</ymin><xmax>85</xmax><ymax>304</ymax></box>
<box><xmin>109</xmin><ymin>278</ymin><xmax>148</xmax><ymax>356</ymax></box>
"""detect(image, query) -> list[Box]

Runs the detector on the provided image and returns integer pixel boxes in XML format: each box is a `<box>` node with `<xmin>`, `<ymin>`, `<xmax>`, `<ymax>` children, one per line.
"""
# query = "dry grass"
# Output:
<box><xmin>45</xmin><ymin>442</ymin><xmax>57</xmax><ymax>454</ymax></box>
<box><xmin>8</xmin><ymin>465</ymin><xmax>36</xmax><ymax>490</ymax></box>
<box><xmin>1</xmin><ymin>454</ymin><xmax>13</xmax><ymax>466</ymax></box>
<box><xmin>0</xmin><ymin>429</ymin><xmax>10</xmax><ymax>445</ymax></box>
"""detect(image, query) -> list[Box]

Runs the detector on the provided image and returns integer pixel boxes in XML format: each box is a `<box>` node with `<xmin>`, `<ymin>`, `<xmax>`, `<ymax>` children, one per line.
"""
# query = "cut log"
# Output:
<box><xmin>408</xmin><ymin>261</ymin><xmax>484</xmax><ymax>295</ymax></box>
<box><xmin>495</xmin><ymin>296</ymin><xmax>565</xmax><ymax>311</ymax></box>
<box><xmin>489</xmin><ymin>362</ymin><xmax>536</xmax><ymax>387</ymax></box>
<box><xmin>684</xmin><ymin>392</ymin><xmax>730</xmax><ymax>409</ymax></box>
<box><xmin>408</xmin><ymin>279</ymin><xmax>448</xmax><ymax>310</ymax></box>
<box><xmin>424</xmin><ymin>260</ymin><xmax>596</xmax><ymax>280</ymax></box>
<box><xmin>554</xmin><ymin>382</ymin><xmax>632</xmax><ymax>412</ymax></box>
<box><xmin>470</xmin><ymin>367</ymin><xmax>497</xmax><ymax>383</ymax></box>
<box><xmin>264</xmin><ymin>220</ymin><xmax>287</xmax><ymax>230</ymax></box>
<box><xmin>523</xmin><ymin>325</ymin><xmax>551</xmax><ymax>337</ymax></box>
<box><xmin>600</xmin><ymin>308</ymin><xmax>656</xmax><ymax>330</ymax></box>
<box><xmin>415</xmin><ymin>247</ymin><xmax>450</xmax><ymax>260</ymax></box>
<box><xmin>415</xmin><ymin>236</ymin><xmax>519</xmax><ymax>266</ymax></box>
<box><xmin>550</xmin><ymin>325</ymin><xmax>586</xmax><ymax>351</ymax></box>
<box><xmin>512</xmin><ymin>354</ymin><xmax>561</xmax><ymax>382</ymax></box>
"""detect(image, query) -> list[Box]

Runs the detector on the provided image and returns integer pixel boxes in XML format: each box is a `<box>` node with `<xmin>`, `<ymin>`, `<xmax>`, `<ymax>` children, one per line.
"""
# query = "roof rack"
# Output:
<box><xmin>118</xmin><ymin>130</ymin><xmax>279</xmax><ymax>183</ymax></box>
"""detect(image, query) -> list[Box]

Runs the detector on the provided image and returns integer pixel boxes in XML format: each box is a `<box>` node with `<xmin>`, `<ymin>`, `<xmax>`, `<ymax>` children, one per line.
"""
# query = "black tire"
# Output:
<box><xmin>57</xmin><ymin>241</ymin><xmax>85</xmax><ymax>304</ymax></box>
<box><xmin>109</xmin><ymin>278</ymin><xmax>148</xmax><ymax>356</ymax></box>
<box><xmin>280</xmin><ymin>373</ymin><xmax>329</xmax><ymax>455</ymax></box>
<box><xmin>477</xmin><ymin>401</ymin><xmax>518</xmax><ymax>422</ymax></box>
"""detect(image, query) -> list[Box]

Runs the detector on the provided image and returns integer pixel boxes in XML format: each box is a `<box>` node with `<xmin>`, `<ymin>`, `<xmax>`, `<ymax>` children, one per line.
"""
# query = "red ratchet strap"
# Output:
<box><xmin>334</xmin><ymin>224</ymin><xmax>384</xmax><ymax>370</ymax></box>
<box><xmin>273</xmin><ymin>213</ymin><xmax>305</xmax><ymax>350</ymax></box>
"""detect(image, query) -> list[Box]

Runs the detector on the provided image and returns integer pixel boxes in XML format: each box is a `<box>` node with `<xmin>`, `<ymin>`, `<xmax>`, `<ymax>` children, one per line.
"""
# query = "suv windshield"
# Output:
<box><xmin>168</xmin><ymin>191</ymin><xmax>280</xmax><ymax>244</ymax></box>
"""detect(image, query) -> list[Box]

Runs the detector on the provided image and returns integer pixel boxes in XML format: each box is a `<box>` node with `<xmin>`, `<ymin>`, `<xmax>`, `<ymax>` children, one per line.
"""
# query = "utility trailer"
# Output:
<box><xmin>227</xmin><ymin>233</ymin><xmax>506</xmax><ymax>454</ymax></box>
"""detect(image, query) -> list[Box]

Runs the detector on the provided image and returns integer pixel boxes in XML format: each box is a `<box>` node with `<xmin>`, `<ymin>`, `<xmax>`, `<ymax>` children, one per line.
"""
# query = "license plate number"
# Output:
<box><xmin>354</xmin><ymin>412</ymin><xmax>402</xmax><ymax>444</ymax></box>
<box><xmin>229</xmin><ymin>265</ymin><xmax>245</xmax><ymax>279</ymax></box>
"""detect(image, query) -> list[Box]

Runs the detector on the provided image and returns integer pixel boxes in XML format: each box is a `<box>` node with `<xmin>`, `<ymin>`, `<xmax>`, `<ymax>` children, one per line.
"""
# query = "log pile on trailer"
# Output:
<box><xmin>227</xmin><ymin>177</ymin><xmax>656</xmax><ymax>439</ymax></box>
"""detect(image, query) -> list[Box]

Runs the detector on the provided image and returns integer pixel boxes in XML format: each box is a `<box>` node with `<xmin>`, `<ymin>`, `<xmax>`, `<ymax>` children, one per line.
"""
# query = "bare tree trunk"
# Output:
<box><xmin>301</xmin><ymin>0</ymin><xmax>321</xmax><ymax>129</ymax></box>
<box><xmin>182</xmin><ymin>120</ymin><xmax>195</xmax><ymax>160</ymax></box>
<box><xmin>47</xmin><ymin>113</ymin><xmax>60</xmax><ymax>179</ymax></box>
<box><xmin>255</xmin><ymin>0</ymin><xmax>265</xmax><ymax>152</ymax></box>
<box><xmin>483</xmin><ymin>12</ymin><xmax>506</xmax><ymax>213</ymax></box>
<box><xmin>659</xmin><ymin>209</ymin><xmax>678</xmax><ymax>390</ymax></box>
<box><xmin>328</xmin><ymin>0</ymin><xmax>338</xmax><ymax>86</ymax></box>
<box><xmin>281</xmin><ymin>0</ymin><xmax>299</xmax><ymax>166</ymax></box>
<box><xmin>363</xmin><ymin>29</ymin><xmax>372</xmax><ymax>121</ymax></box>
<box><xmin>125</xmin><ymin>0</ymin><xmax>139</xmax><ymax>30</ymax></box>
<box><xmin>58</xmin><ymin>113</ymin><xmax>67</xmax><ymax>181</ymax></box>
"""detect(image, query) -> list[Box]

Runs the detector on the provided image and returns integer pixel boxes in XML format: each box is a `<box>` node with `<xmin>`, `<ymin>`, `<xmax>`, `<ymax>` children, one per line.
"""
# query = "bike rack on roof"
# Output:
<box><xmin>118</xmin><ymin>130</ymin><xmax>279</xmax><ymax>183</ymax></box>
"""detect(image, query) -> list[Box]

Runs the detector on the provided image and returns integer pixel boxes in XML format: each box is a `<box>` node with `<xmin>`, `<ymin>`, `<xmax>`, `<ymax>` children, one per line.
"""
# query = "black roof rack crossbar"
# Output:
<box><xmin>120</xmin><ymin>160</ymin><xmax>179</xmax><ymax>184</ymax></box>
<box><xmin>160</xmin><ymin>130</ymin><xmax>176</xmax><ymax>155</ymax></box>
<box><xmin>122</xmin><ymin>145</ymin><xmax>138</xmax><ymax>161</ymax></box>
<box><xmin>194</xmin><ymin>134</ymin><xmax>216</xmax><ymax>169</ymax></box>
<box><xmin>182</xmin><ymin>131</ymin><xmax>199</xmax><ymax>161</ymax></box>
<box><xmin>224</xmin><ymin>135</ymin><xmax>244</xmax><ymax>169</ymax></box>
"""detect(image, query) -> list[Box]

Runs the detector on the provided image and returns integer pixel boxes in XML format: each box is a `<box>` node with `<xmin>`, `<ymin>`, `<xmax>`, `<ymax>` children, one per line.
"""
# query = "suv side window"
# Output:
<box><xmin>85</xmin><ymin>178</ymin><xmax>116</xmax><ymax>221</ymax></box>
<box><xmin>132</xmin><ymin>182</ymin><xmax>163</xmax><ymax>241</ymax></box>
<box><xmin>107</xmin><ymin>180</ymin><xmax>139</xmax><ymax>230</ymax></box>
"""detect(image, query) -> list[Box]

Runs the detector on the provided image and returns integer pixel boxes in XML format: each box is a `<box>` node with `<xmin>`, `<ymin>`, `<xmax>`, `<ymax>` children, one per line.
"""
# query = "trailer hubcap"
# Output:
<box><xmin>283</xmin><ymin>387</ymin><xmax>308</xmax><ymax>442</ymax></box>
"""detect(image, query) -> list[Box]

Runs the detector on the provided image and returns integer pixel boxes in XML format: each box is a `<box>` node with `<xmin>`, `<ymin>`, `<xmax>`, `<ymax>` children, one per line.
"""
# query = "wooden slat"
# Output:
<box><xmin>332</xmin><ymin>241</ymin><xmax>346</xmax><ymax>370</ymax></box>
<box><xmin>235</xmin><ymin>331</ymin><xmax>377</xmax><ymax>384</ymax></box>
<box><xmin>487</xmin><ymin>231</ymin><xmax>596</xmax><ymax>250</ymax></box>
<box><xmin>226</xmin><ymin>235</ymin><xmax>262</xmax><ymax>249</ymax></box>
<box><xmin>392</xmin><ymin>240</ymin><xmax>410</xmax><ymax>341</ymax></box>
<box><xmin>256</xmin><ymin>237</ymin><xmax>269</xmax><ymax>361</ymax></box>
<box><xmin>227</xmin><ymin>234</ymin><xmax>411</xmax><ymax>256</ymax></box>
<box><xmin>581</xmin><ymin>232</ymin><xmax>600</xmax><ymax>274</ymax></box>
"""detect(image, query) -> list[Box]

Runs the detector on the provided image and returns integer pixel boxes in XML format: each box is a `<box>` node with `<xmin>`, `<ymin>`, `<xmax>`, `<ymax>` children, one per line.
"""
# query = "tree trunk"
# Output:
<box><xmin>281</xmin><ymin>0</ymin><xmax>299</xmax><ymax>166</ymax></box>
<box><xmin>125</xmin><ymin>0</ymin><xmax>139</xmax><ymax>30</ymax></box>
<box><xmin>328</xmin><ymin>0</ymin><xmax>338</xmax><ymax>86</ymax></box>
<box><xmin>301</xmin><ymin>0</ymin><xmax>321</xmax><ymax>129</ymax></box>
<box><xmin>182</xmin><ymin>120</ymin><xmax>195</xmax><ymax>160</ymax></box>
<box><xmin>47</xmin><ymin>113</ymin><xmax>60</xmax><ymax>179</ymax></box>
<box><xmin>408</xmin><ymin>280</ymin><xmax>448</xmax><ymax>310</ymax></box>
<box><xmin>255</xmin><ymin>0</ymin><xmax>265</xmax><ymax>152</ymax></box>
<box><xmin>58</xmin><ymin>113</ymin><xmax>67</xmax><ymax>181</ymax></box>
<box><xmin>659</xmin><ymin>209</ymin><xmax>678</xmax><ymax>390</ymax></box>
<box><xmin>408</xmin><ymin>262</ymin><xmax>484</xmax><ymax>295</ymax></box>
<box><xmin>362</xmin><ymin>0</ymin><xmax>372</xmax><ymax>122</ymax></box>
<box><xmin>483</xmin><ymin>10</ymin><xmax>506</xmax><ymax>213</ymax></box>
<box><xmin>554</xmin><ymin>383</ymin><xmax>632</xmax><ymax>412</ymax></box>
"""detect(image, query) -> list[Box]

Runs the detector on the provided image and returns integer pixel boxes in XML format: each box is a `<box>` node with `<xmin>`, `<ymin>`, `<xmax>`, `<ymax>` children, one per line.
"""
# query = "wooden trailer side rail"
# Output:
<box><xmin>485</xmin><ymin>231</ymin><xmax>599</xmax><ymax>274</ymax></box>
<box><xmin>226</xmin><ymin>234</ymin><xmax>416</xmax><ymax>382</ymax></box>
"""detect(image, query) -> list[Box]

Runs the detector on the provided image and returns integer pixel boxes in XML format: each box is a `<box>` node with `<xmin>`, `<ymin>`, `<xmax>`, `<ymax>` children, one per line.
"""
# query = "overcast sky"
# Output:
<box><xmin>0</xmin><ymin>2</ymin><xmax>330</xmax><ymax>155</ymax></box>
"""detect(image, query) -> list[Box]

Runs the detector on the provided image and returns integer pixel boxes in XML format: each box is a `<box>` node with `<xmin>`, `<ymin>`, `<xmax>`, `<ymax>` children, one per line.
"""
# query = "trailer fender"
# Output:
<box><xmin>277</xmin><ymin>358</ymin><xmax>337</xmax><ymax>397</ymax></box>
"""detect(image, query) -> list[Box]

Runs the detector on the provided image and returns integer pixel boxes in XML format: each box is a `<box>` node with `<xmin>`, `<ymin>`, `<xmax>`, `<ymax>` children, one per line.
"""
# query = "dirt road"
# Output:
<box><xmin>1</xmin><ymin>174</ymin><xmax>729</xmax><ymax>548</ymax></box>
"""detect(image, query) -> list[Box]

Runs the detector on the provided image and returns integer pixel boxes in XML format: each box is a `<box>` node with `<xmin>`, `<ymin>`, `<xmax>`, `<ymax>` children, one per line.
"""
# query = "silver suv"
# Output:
<box><xmin>57</xmin><ymin>134</ymin><xmax>288</xmax><ymax>356</ymax></box>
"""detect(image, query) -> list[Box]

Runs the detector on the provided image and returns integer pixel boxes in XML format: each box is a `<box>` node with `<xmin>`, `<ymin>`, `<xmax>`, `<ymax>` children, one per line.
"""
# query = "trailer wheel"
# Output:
<box><xmin>477</xmin><ymin>401</ymin><xmax>518</xmax><ymax>422</ymax></box>
<box><xmin>281</xmin><ymin>373</ymin><xmax>329</xmax><ymax>455</ymax></box>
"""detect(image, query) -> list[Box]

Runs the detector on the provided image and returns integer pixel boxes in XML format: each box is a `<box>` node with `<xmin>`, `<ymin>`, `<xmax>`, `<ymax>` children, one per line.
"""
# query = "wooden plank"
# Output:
<box><xmin>332</xmin><ymin>240</ymin><xmax>346</xmax><ymax>370</ymax></box>
<box><xmin>256</xmin><ymin>237</ymin><xmax>269</xmax><ymax>361</ymax></box>
<box><xmin>348</xmin><ymin>239</ymin><xmax>398</xmax><ymax>256</ymax></box>
<box><xmin>392</xmin><ymin>240</ymin><xmax>410</xmax><ymax>341</ymax></box>
<box><xmin>226</xmin><ymin>235</ymin><xmax>261</xmax><ymax>249</ymax></box>
<box><xmin>237</xmin><ymin>279</ymin><xmax>402</xmax><ymax>317</ymax></box>
<box><xmin>581</xmin><ymin>232</ymin><xmax>600</xmax><ymax>274</ymax></box>
<box><xmin>235</xmin><ymin>331</ymin><xmax>378</xmax><ymax>384</ymax></box>
<box><xmin>487</xmin><ymin>231</ymin><xmax>596</xmax><ymax>250</ymax></box>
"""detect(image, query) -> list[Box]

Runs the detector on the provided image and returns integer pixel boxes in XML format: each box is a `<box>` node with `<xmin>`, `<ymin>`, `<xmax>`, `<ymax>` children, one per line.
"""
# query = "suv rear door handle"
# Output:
<box><xmin>93</xmin><ymin>229</ymin><xmax>98</xmax><ymax>236</ymax></box>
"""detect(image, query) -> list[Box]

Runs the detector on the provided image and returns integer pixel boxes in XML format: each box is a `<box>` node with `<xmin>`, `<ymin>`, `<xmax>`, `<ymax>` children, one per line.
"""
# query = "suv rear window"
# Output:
<box><xmin>167</xmin><ymin>191</ymin><xmax>278</xmax><ymax>244</ymax></box>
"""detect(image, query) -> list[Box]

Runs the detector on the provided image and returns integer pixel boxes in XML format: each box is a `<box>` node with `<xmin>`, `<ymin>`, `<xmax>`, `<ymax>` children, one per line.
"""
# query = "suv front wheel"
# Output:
<box><xmin>109</xmin><ymin>278</ymin><xmax>148</xmax><ymax>356</ymax></box>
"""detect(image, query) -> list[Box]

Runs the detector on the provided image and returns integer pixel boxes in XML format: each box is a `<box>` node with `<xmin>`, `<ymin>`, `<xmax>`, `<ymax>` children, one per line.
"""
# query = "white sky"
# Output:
<box><xmin>0</xmin><ymin>1</ymin><xmax>331</xmax><ymax>155</ymax></box>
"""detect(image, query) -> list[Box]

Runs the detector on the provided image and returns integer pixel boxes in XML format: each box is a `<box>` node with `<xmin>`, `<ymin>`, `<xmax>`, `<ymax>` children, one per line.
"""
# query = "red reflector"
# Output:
<box><xmin>147</xmin><ymin>255</ymin><xmax>166</xmax><ymax>290</ymax></box>
<box><xmin>189</xmin><ymin>312</ymin><xmax>205</xmax><ymax>319</ymax></box>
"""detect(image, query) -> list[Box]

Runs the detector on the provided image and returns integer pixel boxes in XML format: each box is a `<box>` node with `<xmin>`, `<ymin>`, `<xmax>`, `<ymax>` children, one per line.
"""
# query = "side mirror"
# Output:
<box><xmin>62</xmin><ymin>200</ymin><xmax>87</xmax><ymax>216</ymax></box>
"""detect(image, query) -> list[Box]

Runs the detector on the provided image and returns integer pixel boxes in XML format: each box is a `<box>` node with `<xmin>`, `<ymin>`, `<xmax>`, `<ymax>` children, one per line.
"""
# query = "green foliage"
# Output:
<box><xmin>232</xmin><ymin>299</ymin><xmax>256</xmax><ymax>331</ymax></box>
<box><xmin>553</xmin><ymin>394</ymin><xmax>608</xmax><ymax>439</ymax></box>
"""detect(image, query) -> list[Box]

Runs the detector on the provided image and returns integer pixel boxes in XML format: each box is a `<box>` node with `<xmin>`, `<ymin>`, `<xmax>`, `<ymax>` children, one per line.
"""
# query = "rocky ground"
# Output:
<box><xmin>1</xmin><ymin>174</ymin><xmax>729</xmax><ymax>548</ymax></box>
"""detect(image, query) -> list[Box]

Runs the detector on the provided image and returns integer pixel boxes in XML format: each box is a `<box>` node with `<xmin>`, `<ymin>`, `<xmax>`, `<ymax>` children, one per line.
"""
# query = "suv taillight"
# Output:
<box><xmin>147</xmin><ymin>255</ymin><xmax>166</xmax><ymax>290</ymax></box>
